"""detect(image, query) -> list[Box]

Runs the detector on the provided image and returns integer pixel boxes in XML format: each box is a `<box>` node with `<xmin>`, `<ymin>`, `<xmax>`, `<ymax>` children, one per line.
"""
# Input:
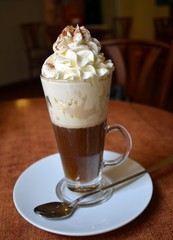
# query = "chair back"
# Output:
<box><xmin>112</xmin><ymin>17</ymin><xmax>132</xmax><ymax>39</ymax></box>
<box><xmin>101</xmin><ymin>39</ymin><xmax>173</xmax><ymax>109</ymax></box>
<box><xmin>21</xmin><ymin>22</ymin><xmax>48</xmax><ymax>50</ymax></box>
<box><xmin>21</xmin><ymin>22</ymin><xmax>50</xmax><ymax>78</ymax></box>
<box><xmin>154</xmin><ymin>17</ymin><xmax>173</xmax><ymax>43</ymax></box>
<box><xmin>85</xmin><ymin>24</ymin><xmax>112</xmax><ymax>40</ymax></box>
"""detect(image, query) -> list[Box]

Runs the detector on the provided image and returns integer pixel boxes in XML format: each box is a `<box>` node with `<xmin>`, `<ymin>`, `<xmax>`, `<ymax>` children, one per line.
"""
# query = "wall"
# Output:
<box><xmin>102</xmin><ymin>0</ymin><xmax>117</xmax><ymax>25</ymax></box>
<box><xmin>0</xmin><ymin>0</ymin><xmax>44</xmax><ymax>86</ymax></box>
<box><xmin>111</xmin><ymin>0</ymin><xmax>170</xmax><ymax>39</ymax></box>
<box><xmin>124</xmin><ymin>0</ymin><xmax>169</xmax><ymax>39</ymax></box>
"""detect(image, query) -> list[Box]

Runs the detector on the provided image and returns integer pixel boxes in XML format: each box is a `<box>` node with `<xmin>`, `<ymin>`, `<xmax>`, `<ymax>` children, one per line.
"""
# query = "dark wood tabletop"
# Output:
<box><xmin>0</xmin><ymin>98</ymin><xmax>173</xmax><ymax>240</ymax></box>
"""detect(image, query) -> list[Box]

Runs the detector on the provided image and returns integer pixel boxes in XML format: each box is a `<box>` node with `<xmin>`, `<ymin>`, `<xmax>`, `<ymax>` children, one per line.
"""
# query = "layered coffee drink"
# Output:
<box><xmin>41</xmin><ymin>25</ymin><xmax>115</xmax><ymax>192</ymax></box>
<box><xmin>52</xmin><ymin>120</ymin><xmax>106</xmax><ymax>183</ymax></box>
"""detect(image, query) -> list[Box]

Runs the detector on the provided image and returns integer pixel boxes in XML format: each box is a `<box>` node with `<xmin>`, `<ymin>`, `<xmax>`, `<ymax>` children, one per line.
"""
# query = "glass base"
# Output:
<box><xmin>56</xmin><ymin>175</ymin><xmax>113</xmax><ymax>207</ymax></box>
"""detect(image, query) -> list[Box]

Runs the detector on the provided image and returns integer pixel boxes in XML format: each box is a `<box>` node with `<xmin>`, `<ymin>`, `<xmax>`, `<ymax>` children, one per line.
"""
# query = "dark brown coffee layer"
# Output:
<box><xmin>53</xmin><ymin>121</ymin><xmax>107</xmax><ymax>182</ymax></box>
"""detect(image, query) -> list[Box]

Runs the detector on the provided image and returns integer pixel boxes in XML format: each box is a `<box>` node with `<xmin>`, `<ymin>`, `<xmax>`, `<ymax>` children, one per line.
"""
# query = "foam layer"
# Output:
<box><xmin>41</xmin><ymin>75</ymin><xmax>111</xmax><ymax>128</ymax></box>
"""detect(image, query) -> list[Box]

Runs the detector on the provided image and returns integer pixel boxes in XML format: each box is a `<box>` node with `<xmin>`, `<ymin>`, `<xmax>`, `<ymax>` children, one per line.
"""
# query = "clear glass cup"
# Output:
<box><xmin>41</xmin><ymin>74</ymin><xmax>132</xmax><ymax>205</ymax></box>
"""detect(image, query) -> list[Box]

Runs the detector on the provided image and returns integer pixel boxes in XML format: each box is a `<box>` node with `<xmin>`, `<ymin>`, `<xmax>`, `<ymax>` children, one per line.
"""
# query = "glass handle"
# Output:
<box><xmin>104</xmin><ymin>124</ymin><xmax>132</xmax><ymax>167</ymax></box>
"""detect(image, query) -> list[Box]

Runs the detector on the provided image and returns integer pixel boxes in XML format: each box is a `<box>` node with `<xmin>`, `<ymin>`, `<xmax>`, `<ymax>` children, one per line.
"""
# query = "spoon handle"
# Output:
<box><xmin>71</xmin><ymin>154</ymin><xmax>173</xmax><ymax>205</ymax></box>
<box><xmin>102</xmin><ymin>153</ymin><xmax>173</xmax><ymax>191</ymax></box>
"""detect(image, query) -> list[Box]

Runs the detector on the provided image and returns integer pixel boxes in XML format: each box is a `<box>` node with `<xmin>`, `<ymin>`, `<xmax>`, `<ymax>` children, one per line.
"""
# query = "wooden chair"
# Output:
<box><xmin>112</xmin><ymin>17</ymin><xmax>132</xmax><ymax>39</ymax></box>
<box><xmin>101</xmin><ymin>39</ymin><xmax>173</xmax><ymax>109</ymax></box>
<box><xmin>154</xmin><ymin>17</ymin><xmax>173</xmax><ymax>43</ymax></box>
<box><xmin>21</xmin><ymin>22</ymin><xmax>50</xmax><ymax>78</ymax></box>
<box><xmin>85</xmin><ymin>24</ymin><xmax>112</xmax><ymax>40</ymax></box>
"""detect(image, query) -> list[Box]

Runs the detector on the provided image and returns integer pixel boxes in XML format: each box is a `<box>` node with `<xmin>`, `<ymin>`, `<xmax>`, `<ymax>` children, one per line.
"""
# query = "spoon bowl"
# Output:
<box><xmin>34</xmin><ymin>202</ymin><xmax>74</xmax><ymax>219</ymax></box>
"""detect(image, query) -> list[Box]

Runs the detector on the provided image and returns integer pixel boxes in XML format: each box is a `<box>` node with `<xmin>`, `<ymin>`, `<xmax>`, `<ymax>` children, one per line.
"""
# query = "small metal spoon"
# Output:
<box><xmin>34</xmin><ymin>154</ymin><xmax>173</xmax><ymax>219</ymax></box>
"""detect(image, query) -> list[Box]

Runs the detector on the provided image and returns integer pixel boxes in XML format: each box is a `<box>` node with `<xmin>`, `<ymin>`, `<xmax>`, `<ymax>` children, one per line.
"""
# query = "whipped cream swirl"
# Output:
<box><xmin>41</xmin><ymin>25</ymin><xmax>114</xmax><ymax>80</ymax></box>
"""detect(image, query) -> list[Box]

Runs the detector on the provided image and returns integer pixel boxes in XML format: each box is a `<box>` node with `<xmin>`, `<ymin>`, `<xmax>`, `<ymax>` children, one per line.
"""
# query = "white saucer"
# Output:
<box><xmin>13</xmin><ymin>151</ymin><xmax>153</xmax><ymax>236</ymax></box>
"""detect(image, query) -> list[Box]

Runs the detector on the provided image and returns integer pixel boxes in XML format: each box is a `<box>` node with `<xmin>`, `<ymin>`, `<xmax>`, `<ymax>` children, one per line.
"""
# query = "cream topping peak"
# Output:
<box><xmin>41</xmin><ymin>25</ymin><xmax>114</xmax><ymax>81</ymax></box>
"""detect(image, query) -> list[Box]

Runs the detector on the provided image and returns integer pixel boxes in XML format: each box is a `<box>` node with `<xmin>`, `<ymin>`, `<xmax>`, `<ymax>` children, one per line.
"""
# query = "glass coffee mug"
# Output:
<box><xmin>41</xmin><ymin>75</ymin><xmax>132</xmax><ymax>205</ymax></box>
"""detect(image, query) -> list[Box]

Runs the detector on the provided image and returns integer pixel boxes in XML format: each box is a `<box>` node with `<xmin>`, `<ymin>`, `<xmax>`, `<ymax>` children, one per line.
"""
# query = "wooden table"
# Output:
<box><xmin>1</xmin><ymin>98</ymin><xmax>173</xmax><ymax>240</ymax></box>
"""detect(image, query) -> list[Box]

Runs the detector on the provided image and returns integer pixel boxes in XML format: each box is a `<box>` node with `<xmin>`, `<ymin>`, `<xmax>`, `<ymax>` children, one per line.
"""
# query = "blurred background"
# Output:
<box><xmin>0</xmin><ymin>0</ymin><xmax>172</xmax><ymax>111</ymax></box>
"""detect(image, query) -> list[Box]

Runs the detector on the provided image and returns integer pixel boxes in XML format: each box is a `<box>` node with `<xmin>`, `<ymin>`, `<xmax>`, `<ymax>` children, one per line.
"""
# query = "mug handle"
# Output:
<box><xmin>104</xmin><ymin>124</ymin><xmax>132</xmax><ymax>167</ymax></box>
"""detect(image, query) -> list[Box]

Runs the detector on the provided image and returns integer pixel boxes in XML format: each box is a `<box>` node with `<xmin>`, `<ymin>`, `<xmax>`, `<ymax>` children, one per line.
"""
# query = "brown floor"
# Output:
<box><xmin>0</xmin><ymin>78</ymin><xmax>44</xmax><ymax>101</ymax></box>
